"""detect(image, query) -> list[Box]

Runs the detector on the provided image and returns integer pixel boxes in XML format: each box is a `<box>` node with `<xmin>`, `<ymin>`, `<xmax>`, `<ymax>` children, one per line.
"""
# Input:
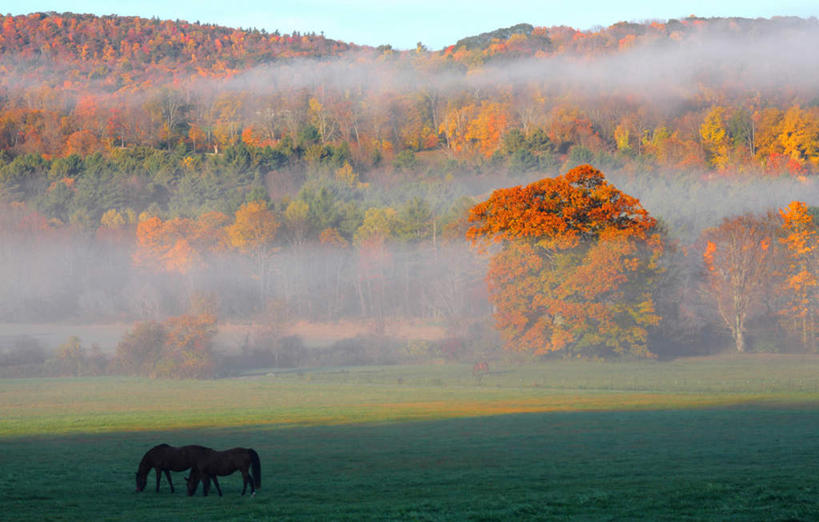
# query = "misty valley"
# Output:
<box><xmin>0</xmin><ymin>11</ymin><xmax>818</xmax><ymax>521</ymax></box>
<box><xmin>0</xmin><ymin>164</ymin><xmax>813</xmax><ymax>377</ymax></box>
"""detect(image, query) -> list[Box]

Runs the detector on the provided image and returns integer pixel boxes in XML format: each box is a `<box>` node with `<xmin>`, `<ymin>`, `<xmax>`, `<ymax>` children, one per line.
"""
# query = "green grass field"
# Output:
<box><xmin>2</xmin><ymin>356</ymin><xmax>819</xmax><ymax>520</ymax></box>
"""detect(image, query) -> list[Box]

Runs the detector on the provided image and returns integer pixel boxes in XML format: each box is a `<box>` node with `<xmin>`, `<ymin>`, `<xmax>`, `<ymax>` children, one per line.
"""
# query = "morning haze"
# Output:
<box><xmin>0</xmin><ymin>11</ymin><xmax>818</xmax><ymax>520</ymax></box>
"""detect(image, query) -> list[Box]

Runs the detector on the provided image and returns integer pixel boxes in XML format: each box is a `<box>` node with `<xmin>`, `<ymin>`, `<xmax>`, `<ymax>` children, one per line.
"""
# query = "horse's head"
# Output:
<box><xmin>185</xmin><ymin>473</ymin><xmax>198</xmax><ymax>496</ymax></box>
<box><xmin>135</xmin><ymin>471</ymin><xmax>147</xmax><ymax>492</ymax></box>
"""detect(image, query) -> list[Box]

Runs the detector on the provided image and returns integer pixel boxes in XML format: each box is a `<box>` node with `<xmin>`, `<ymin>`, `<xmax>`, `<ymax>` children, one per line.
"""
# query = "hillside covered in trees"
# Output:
<box><xmin>0</xmin><ymin>13</ymin><xmax>817</xmax><ymax>373</ymax></box>
<box><xmin>2</xmin><ymin>13</ymin><xmax>819</xmax><ymax>176</ymax></box>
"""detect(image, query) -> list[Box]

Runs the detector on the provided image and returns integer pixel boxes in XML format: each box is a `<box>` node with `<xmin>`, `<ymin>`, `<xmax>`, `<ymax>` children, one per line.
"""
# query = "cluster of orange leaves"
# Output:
<box><xmin>134</xmin><ymin>212</ymin><xmax>229</xmax><ymax>273</ymax></box>
<box><xmin>133</xmin><ymin>201</ymin><xmax>278</xmax><ymax>274</ymax></box>
<box><xmin>467</xmin><ymin>164</ymin><xmax>657</xmax><ymax>248</ymax></box>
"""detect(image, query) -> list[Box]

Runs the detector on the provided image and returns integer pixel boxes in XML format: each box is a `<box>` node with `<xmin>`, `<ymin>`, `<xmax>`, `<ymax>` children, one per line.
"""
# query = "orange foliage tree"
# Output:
<box><xmin>464</xmin><ymin>101</ymin><xmax>510</xmax><ymax>158</ymax></box>
<box><xmin>779</xmin><ymin>201</ymin><xmax>817</xmax><ymax>351</ymax></box>
<box><xmin>114</xmin><ymin>313</ymin><xmax>217</xmax><ymax>379</ymax></box>
<box><xmin>133</xmin><ymin>216</ymin><xmax>198</xmax><ymax>274</ymax></box>
<box><xmin>467</xmin><ymin>165</ymin><xmax>664</xmax><ymax>357</ymax></box>
<box><xmin>701</xmin><ymin>214</ymin><xmax>777</xmax><ymax>352</ymax></box>
<box><xmin>133</xmin><ymin>212</ymin><xmax>230</xmax><ymax>274</ymax></box>
<box><xmin>156</xmin><ymin>312</ymin><xmax>217</xmax><ymax>379</ymax></box>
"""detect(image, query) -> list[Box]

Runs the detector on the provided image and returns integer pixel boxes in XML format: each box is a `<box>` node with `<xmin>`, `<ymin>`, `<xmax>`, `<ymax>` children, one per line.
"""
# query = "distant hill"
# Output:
<box><xmin>1</xmin><ymin>12</ymin><xmax>818</xmax><ymax>184</ymax></box>
<box><xmin>3</xmin><ymin>12</ymin><xmax>818</xmax><ymax>84</ymax></box>
<box><xmin>0</xmin><ymin>12</ymin><xmax>360</xmax><ymax>88</ymax></box>
<box><xmin>455</xmin><ymin>23</ymin><xmax>536</xmax><ymax>49</ymax></box>
<box><xmin>442</xmin><ymin>15</ymin><xmax>818</xmax><ymax>60</ymax></box>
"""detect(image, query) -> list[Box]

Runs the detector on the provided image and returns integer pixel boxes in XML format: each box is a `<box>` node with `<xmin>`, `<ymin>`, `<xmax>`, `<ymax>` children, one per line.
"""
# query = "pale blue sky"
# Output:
<box><xmin>6</xmin><ymin>1</ymin><xmax>818</xmax><ymax>49</ymax></box>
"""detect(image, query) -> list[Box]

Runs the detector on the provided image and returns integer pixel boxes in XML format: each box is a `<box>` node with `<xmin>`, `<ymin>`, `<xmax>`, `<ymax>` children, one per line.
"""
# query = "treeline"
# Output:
<box><xmin>1</xmin><ymin>13</ymin><xmax>819</xmax><ymax>178</ymax></box>
<box><xmin>0</xmin><ymin>164</ymin><xmax>815</xmax><ymax>362</ymax></box>
<box><xmin>3</xmin><ymin>71</ymin><xmax>819</xmax><ymax>177</ymax></box>
<box><xmin>0</xmin><ymin>174</ymin><xmax>488</xmax><ymax>325</ymax></box>
<box><xmin>0</xmin><ymin>139</ymin><xmax>478</xmax><ymax>247</ymax></box>
<box><xmin>0</xmin><ymin>138</ymin><xmax>810</xmax><ymax>245</ymax></box>
<box><xmin>0</xmin><ymin>13</ymin><xmax>818</xmax><ymax>371</ymax></box>
<box><xmin>2</xmin><ymin>13</ymin><xmax>811</xmax><ymax>75</ymax></box>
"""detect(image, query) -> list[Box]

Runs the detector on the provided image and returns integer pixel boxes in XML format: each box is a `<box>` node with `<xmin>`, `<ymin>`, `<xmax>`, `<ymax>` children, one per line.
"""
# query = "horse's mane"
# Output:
<box><xmin>138</xmin><ymin>443</ymin><xmax>172</xmax><ymax>472</ymax></box>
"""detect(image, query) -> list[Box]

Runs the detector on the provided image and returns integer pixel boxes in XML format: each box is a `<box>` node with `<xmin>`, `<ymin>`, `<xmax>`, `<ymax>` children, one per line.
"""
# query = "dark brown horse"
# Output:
<box><xmin>185</xmin><ymin>447</ymin><xmax>261</xmax><ymax>497</ymax></box>
<box><xmin>135</xmin><ymin>444</ymin><xmax>211</xmax><ymax>493</ymax></box>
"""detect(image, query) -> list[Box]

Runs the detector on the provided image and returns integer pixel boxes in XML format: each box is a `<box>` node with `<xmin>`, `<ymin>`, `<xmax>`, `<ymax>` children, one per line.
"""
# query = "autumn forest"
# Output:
<box><xmin>0</xmin><ymin>12</ymin><xmax>817</xmax><ymax>377</ymax></box>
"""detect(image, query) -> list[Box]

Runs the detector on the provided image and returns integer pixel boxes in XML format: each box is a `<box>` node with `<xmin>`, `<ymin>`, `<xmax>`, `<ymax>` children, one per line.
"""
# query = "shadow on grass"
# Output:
<box><xmin>2</xmin><ymin>406</ymin><xmax>819</xmax><ymax>520</ymax></box>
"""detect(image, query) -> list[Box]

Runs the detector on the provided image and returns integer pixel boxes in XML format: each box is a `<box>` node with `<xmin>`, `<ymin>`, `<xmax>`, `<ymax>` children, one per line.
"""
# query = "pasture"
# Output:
<box><xmin>2</xmin><ymin>356</ymin><xmax>819</xmax><ymax>520</ymax></box>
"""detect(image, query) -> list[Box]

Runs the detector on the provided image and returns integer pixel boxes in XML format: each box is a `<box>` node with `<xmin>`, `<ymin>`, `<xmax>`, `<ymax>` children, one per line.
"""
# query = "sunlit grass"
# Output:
<box><xmin>3</xmin><ymin>356</ymin><xmax>819</xmax><ymax>438</ymax></box>
<box><xmin>3</xmin><ymin>357</ymin><xmax>819</xmax><ymax>520</ymax></box>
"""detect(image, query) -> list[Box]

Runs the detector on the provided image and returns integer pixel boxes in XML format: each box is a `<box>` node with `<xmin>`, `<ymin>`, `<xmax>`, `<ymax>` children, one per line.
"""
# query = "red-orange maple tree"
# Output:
<box><xmin>467</xmin><ymin>165</ymin><xmax>663</xmax><ymax>357</ymax></box>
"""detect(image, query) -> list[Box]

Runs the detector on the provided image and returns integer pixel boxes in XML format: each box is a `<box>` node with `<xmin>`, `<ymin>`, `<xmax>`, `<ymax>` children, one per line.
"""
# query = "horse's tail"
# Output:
<box><xmin>249</xmin><ymin>449</ymin><xmax>261</xmax><ymax>488</ymax></box>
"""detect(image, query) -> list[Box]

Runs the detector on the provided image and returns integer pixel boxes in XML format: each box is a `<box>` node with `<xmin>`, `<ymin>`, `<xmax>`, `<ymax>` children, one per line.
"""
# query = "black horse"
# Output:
<box><xmin>135</xmin><ymin>444</ymin><xmax>211</xmax><ymax>493</ymax></box>
<box><xmin>185</xmin><ymin>447</ymin><xmax>261</xmax><ymax>497</ymax></box>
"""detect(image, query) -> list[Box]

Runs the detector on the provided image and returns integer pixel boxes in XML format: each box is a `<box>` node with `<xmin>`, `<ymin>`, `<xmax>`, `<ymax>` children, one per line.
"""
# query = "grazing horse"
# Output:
<box><xmin>186</xmin><ymin>447</ymin><xmax>261</xmax><ymax>497</ymax></box>
<box><xmin>135</xmin><ymin>444</ymin><xmax>211</xmax><ymax>493</ymax></box>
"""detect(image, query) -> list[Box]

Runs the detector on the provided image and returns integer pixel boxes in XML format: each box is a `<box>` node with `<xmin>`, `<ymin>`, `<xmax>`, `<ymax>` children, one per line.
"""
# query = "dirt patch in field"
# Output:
<box><xmin>216</xmin><ymin>319</ymin><xmax>448</xmax><ymax>352</ymax></box>
<box><xmin>286</xmin><ymin>319</ymin><xmax>447</xmax><ymax>345</ymax></box>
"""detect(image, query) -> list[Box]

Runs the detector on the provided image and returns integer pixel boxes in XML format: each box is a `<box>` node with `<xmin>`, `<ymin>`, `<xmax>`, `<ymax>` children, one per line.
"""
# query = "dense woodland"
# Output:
<box><xmin>0</xmin><ymin>13</ymin><xmax>817</xmax><ymax>376</ymax></box>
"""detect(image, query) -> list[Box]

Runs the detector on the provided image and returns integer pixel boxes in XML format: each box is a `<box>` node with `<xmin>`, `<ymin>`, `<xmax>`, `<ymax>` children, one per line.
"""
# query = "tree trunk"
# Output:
<box><xmin>735</xmin><ymin>325</ymin><xmax>745</xmax><ymax>353</ymax></box>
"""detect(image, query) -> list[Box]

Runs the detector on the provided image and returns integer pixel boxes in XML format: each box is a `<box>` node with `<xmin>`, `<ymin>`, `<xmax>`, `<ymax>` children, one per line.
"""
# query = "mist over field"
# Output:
<box><xmin>0</xmin><ymin>13</ymin><xmax>818</xmax><ymax>374</ymax></box>
<box><xmin>0</xmin><ymin>169</ymin><xmax>814</xmax><ymax>353</ymax></box>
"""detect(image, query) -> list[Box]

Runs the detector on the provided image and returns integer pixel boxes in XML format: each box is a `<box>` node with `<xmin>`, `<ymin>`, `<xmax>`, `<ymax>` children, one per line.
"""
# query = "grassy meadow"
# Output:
<box><xmin>2</xmin><ymin>356</ymin><xmax>819</xmax><ymax>520</ymax></box>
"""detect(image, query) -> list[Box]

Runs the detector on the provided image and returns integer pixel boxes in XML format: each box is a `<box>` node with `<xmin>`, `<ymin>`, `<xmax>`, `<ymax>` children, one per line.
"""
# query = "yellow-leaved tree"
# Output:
<box><xmin>227</xmin><ymin>200</ymin><xmax>279</xmax><ymax>304</ymax></box>
<box><xmin>700</xmin><ymin>106</ymin><xmax>730</xmax><ymax>170</ymax></box>
<box><xmin>779</xmin><ymin>201</ymin><xmax>817</xmax><ymax>351</ymax></box>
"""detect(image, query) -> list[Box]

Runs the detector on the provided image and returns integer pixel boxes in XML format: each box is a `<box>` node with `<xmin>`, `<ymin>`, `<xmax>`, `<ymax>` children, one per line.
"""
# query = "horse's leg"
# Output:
<box><xmin>190</xmin><ymin>469</ymin><xmax>204</xmax><ymax>497</ymax></box>
<box><xmin>248</xmin><ymin>470</ymin><xmax>255</xmax><ymax>496</ymax></box>
<box><xmin>155</xmin><ymin>468</ymin><xmax>162</xmax><ymax>492</ymax></box>
<box><xmin>241</xmin><ymin>470</ymin><xmax>249</xmax><ymax>495</ymax></box>
<box><xmin>212</xmin><ymin>475</ymin><xmax>223</xmax><ymax>497</ymax></box>
<box><xmin>202</xmin><ymin>475</ymin><xmax>210</xmax><ymax>496</ymax></box>
<box><xmin>164</xmin><ymin>469</ymin><xmax>174</xmax><ymax>493</ymax></box>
